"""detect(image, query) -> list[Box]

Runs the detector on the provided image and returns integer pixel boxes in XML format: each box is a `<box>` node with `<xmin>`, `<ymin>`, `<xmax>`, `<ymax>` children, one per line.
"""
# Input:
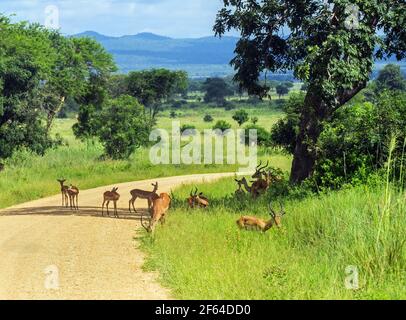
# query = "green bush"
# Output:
<box><xmin>232</xmin><ymin>109</ymin><xmax>249</xmax><ymax>127</ymax></box>
<box><xmin>97</xmin><ymin>95</ymin><xmax>150</xmax><ymax>159</ymax></box>
<box><xmin>213</xmin><ymin>120</ymin><xmax>232</xmax><ymax>132</ymax></box>
<box><xmin>180</xmin><ymin>124</ymin><xmax>197</xmax><ymax>135</ymax></box>
<box><xmin>204</xmin><ymin>114</ymin><xmax>214</xmax><ymax>122</ymax></box>
<box><xmin>244</xmin><ymin>124</ymin><xmax>272</xmax><ymax>147</ymax></box>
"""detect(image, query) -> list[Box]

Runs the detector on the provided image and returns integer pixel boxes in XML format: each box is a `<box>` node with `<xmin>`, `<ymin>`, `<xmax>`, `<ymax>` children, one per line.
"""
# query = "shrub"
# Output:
<box><xmin>97</xmin><ymin>95</ymin><xmax>150</xmax><ymax>159</ymax></box>
<box><xmin>212</xmin><ymin>120</ymin><xmax>232</xmax><ymax>132</ymax></box>
<box><xmin>170</xmin><ymin>111</ymin><xmax>177</xmax><ymax>118</ymax></box>
<box><xmin>244</xmin><ymin>125</ymin><xmax>272</xmax><ymax>147</ymax></box>
<box><xmin>204</xmin><ymin>114</ymin><xmax>214</xmax><ymax>122</ymax></box>
<box><xmin>180</xmin><ymin>124</ymin><xmax>197</xmax><ymax>135</ymax></box>
<box><xmin>232</xmin><ymin>109</ymin><xmax>249</xmax><ymax>127</ymax></box>
<box><xmin>223</xmin><ymin>100</ymin><xmax>236</xmax><ymax>111</ymax></box>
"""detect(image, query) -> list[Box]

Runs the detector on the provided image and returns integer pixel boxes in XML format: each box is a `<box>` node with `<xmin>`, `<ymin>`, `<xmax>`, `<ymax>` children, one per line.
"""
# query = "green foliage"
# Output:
<box><xmin>251</xmin><ymin>116</ymin><xmax>259</xmax><ymax>125</ymax></box>
<box><xmin>375</xmin><ymin>64</ymin><xmax>406</xmax><ymax>93</ymax></box>
<box><xmin>180</xmin><ymin>124</ymin><xmax>197</xmax><ymax>135</ymax></box>
<box><xmin>243</xmin><ymin>124</ymin><xmax>272</xmax><ymax>147</ymax></box>
<box><xmin>232</xmin><ymin>109</ymin><xmax>249</xmax><ymax>127</ymax></box>
<box><xmin>316</xmin><ymin>92</ymin><xmax>406</xmax><ymax>188</ymax></box>
<box><xmin>126</xmin><ymin>69</ymin><xmax>187</xmax><ymax>120</ymax></box>
<box><xmin>0</xmin><ymin>16</ymin><xmax>115</xmax><ymax>161</ymax></box>
<box><xmin>212</xmin><ymin>120</ymin><xmax>232</xmax><ymax>132</ymax></box>
<box><xmin>203</xmin><ymin>77</ymin><xmax>233</xmax><ymax>103</ymax></box>
<box><xmin>96</xmin><ymin>95</ymin><xmax>149</xmax><ymax>159</ymax></box>
<box><xmin>214</xmin><ymin>0</ymin><xmax>406</xmax><ymax>183</ymax></box>
<box><xmin>223</xmin><ymin>100</ymin><xmax>236</xmax><ymax>111</ymax></box>
<box><xmin>270</xmin><ymin>93</ymin><xmax>303</xmax><ymax>153</ymax></box>
<box><xmin>141</xmin><ymin>178</ymin><xmax>406</xmax><ymax>299</ymax></box>
<box><xmin>276</xmin><ymin>84</ymin><xmax>289</xmax><ymax>98</ymax></box>
<box><xmin>203</xmin><ymin>114</ymin><xmax>214</xmax><ymax>122</ymax></box>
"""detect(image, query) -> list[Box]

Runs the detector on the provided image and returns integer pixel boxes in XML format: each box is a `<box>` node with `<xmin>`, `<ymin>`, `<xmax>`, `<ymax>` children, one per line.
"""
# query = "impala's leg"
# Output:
<box><xmin>129</xmin><ymin>198</ymin><xmax>132</xmax><ymax>213</ymax></box>
<box><xmin>131</xmin><ymin>197</ymin><xmax>138</xmax><ymax>213</ymax></box>
<box><xmin>61</xmin><ymin>193</ymin><xmax>64</xmax><ymax>207</ymax></box>
<box><xmin>69</xmin><ymin>195</ymin><xmax>73</xmax><ymax>210</ymax></box>
<box><xmin>102</xmin><ymin>200</ymin><xmax>106</xmax><ymax>216</ymax></box>
<box><xmin>114</xmin><ymin>201</ymin><xmax>118</xmax><ymax>218</ymax></box>
<box><xmin>65</xmin><ymin>194</ymin><xmax>69</xmax><ymax>207</ymax></box>
<box><xmin>76</xmin><ymin>194</ymin><xmax>79</xmax><ymax>210</ymax></box>
<box><xmin>106</xmin><ymin>201</ymin><xmax>110</xmax><ymax>216</ymax></box>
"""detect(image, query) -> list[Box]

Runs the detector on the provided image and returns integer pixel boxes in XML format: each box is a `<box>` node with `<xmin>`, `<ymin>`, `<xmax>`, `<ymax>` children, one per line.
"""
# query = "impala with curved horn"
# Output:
<box><xmin>252</xmin><ymin>160</ymin><xmax>270</xmax><ymax>180</ymax></box>
<box><xmin>237</xmin><ymin>202</ymin><xmax>286</xmax><ymax>232</ymax></box>
<box><xmin>187</xmin><ymin>187</ymin><xmax>209</xmax><ymax>208</ymax></box>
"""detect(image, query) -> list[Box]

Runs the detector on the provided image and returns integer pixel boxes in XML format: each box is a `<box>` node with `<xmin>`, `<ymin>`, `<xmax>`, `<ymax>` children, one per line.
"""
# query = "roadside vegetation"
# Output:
<box><xmin>141</xmin><ymin>175</ymin><xmax>406</xmax><ymax>299</ymax></box>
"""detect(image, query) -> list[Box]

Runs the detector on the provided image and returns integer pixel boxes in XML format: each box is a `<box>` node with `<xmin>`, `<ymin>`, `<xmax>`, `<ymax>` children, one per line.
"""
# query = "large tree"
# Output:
<box><xmin>0</xmin><ymin>15</ymin><xmax>116</xmax><ymax>160</ymax></box>
<box><xmin>375</xmin><ymin>64</ymin><xmax>406</xmax><ymax>92</ymax></box>
<box><xmin>214</xmin><ymin>0</ymin><xmax>405</xmax><ymax>183</ymax></box>
<box><xmin>126</xmin><ymin>69</ymin><xmax>188</xmax><ymax>123</ymax></box>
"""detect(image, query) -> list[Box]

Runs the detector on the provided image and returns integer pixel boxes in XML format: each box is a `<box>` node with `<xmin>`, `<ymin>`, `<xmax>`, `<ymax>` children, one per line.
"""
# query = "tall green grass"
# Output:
<box><xmin>140</xmin><ymin>176</ymin><xmax>406</xmax><ymax>300</ymax></box>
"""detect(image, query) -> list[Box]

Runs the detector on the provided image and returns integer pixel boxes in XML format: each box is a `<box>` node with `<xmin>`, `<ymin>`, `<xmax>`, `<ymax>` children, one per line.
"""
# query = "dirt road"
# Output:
<box><xmin>0</xmin><ymin>172</ymin><xmax>236</xmax><ymax>300</ymax></box>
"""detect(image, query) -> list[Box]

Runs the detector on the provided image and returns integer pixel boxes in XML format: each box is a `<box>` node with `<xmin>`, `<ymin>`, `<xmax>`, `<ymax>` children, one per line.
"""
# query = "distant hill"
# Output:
<box><xmin>73</xmin><ymin>31</ymin><xmax>405</xmax><ymax>79</ymax></box>
<box><xmin>73</xmin><ymin>31</ymin><xmax>238</xmax><ymax>78</ymax></box>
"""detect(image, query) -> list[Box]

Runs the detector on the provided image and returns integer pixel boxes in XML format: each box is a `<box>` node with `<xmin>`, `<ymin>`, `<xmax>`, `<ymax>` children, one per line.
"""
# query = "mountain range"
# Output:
<box><xmin>73</xmin><ymin>31</ymin><xmax>238</xmax><ymax>78</ymax></box>
<box><xmin>74</xmin><ymin>31</ymin><xmax>405</xmax><ymax>79</ymax></box>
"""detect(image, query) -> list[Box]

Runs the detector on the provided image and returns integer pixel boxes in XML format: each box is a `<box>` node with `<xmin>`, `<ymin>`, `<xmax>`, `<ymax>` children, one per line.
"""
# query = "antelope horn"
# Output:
<box><xmin>279</xmin><ymin>201</ymin><xmax>286</xmax><ymax>216</ymax></box>
<box><xmin>256</xmin><ymin>160</ymin><xmax>263</xmax><ymax>170</ymax></box>
<box><xmin>259</xmin><ymin>160</ymin><xmax>269</xmax><ymax>171</ymax></box>
<box><xmin>194</xmin><ymin>187</ymin><xmax>198</xmax><ymax>196</ymax></box>
<box><xmin>269</xmin><ymin>202</ymin><xmax>276</xmax><ymax>218</ymax></box>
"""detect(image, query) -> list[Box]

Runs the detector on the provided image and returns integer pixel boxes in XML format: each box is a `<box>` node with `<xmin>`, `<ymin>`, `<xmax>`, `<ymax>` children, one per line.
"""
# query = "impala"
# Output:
<box><xmin>129</xmin><ymin>182</ymin><xmax>159</xmax><ymax>213</ymax></box>
<box><xmin>57</xmin><ymin>179</ymin><xmax>69</xmax><ymax>207</ymax></box>
<box><xmin>187</xmin><ymin>187</ymin><xmax>209</xmax><ymax>208</ymax></box>
<box><xmin>102</xmin><ymin>187</ymin><xmax>120</xmax><ymax>218</ymax></box>
<box><xmin>67</xmin><ymin>184</ymin><xmax>80</xmax><ymax>211</ymax></box>
<box><xmin>237</xmin><ymin>202</ymin><xmax>286</xmax><ymax>232</ymax></box>
<box><xmin>234</xmin><ymin>177</ymin><xmax>251</xmax><ymax>195</ymax></box>
<box><xmin>141</xmin><ymin>193</ymin><xmax>171</xmax><ymax>233</ymax></box>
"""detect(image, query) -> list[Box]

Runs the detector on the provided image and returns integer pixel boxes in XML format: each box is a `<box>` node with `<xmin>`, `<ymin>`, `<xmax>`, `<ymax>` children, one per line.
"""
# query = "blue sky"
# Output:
<box><xmin>1</xmin><ymin>0</ymin><xmax>225</xmax><ymax>38</ymax></box>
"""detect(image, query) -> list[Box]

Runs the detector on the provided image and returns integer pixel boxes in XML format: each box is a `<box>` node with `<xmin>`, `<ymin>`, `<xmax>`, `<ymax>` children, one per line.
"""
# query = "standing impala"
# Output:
<box><xmin>129</xmin><ymin>182</ymin><xmax>159</xmax><ymax>213</ymax></box>
<box><xmin>102</xmin><ymin>187</ymin><xmax>120</xmax><ymax>218</ymax></box>
<box><xmin>237</xmin><ymin>202</ymin><xmax>286</xmax><ymax>232</ymax></box>
<box><xmin>141</xmin><ymin>193</ymin><xmax>171</xmax><ymax>233</ymax></box>
<box><xmin>67</xmin><ymin>184</ymin><xmax>80</xmax><ymax>211</ymax></box>
<box><xmin>57</xmin><ymin>179</ymin><xmax>69</xmax><ymax>207</ymax></box>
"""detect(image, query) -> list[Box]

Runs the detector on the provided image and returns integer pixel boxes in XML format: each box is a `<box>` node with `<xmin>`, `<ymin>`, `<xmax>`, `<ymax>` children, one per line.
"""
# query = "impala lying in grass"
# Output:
<box><xmin>237</xmin><ymin>202</ymin><xmax>286</xmax><ymax>232</ymax></box>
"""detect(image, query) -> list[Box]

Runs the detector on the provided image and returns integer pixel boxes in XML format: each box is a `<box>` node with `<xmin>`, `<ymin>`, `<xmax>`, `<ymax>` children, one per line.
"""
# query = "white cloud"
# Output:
<box><xmin>1</xmin><ymin>0</ymin><xmax>225</xmax><ymax>37</ymax></box>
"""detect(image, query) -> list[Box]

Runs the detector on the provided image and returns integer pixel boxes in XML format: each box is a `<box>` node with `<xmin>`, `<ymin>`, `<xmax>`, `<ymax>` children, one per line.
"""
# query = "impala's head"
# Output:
<box><xmin>187</xmin><ymin>187</ymin><xmax>198</xmax><ymax>208</ymax></box>
<box><xmin>252</xmin><ymin>160</ymin><xmax>269</xmax><ymax>179</ymax></box>
<box><xmin>111</xmin><ymin>187</ymin><xmax>119</xmax><ymax>193</ymax></box>
<box><xmin>152</xmin><ymin>182</ymin><xmax>159</xmax><ymax>192</ymax></box>
<box><xmin>269</xmin><ymin>202</ymin><xmax>286</xmax><ymax>227</ymax></box>
<box><xmin>57</xmin><ymin>179</ymin><xmax>66</xmax><ymax>185</ymax></box>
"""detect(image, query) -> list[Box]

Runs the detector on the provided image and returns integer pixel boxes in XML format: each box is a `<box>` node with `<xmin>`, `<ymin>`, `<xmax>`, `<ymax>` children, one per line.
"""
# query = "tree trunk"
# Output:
<box><xmin>290</xmin><ymin>90</ymin><xmax>326</xmax><ymax>184</ymax></box>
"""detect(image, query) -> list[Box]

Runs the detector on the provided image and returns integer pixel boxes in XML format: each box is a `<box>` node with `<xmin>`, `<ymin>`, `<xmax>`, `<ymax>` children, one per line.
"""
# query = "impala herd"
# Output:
<box><xmin>56</xmin><ymin>161</ymin><xmax>286</xmax><ymax>234</ymax></box>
